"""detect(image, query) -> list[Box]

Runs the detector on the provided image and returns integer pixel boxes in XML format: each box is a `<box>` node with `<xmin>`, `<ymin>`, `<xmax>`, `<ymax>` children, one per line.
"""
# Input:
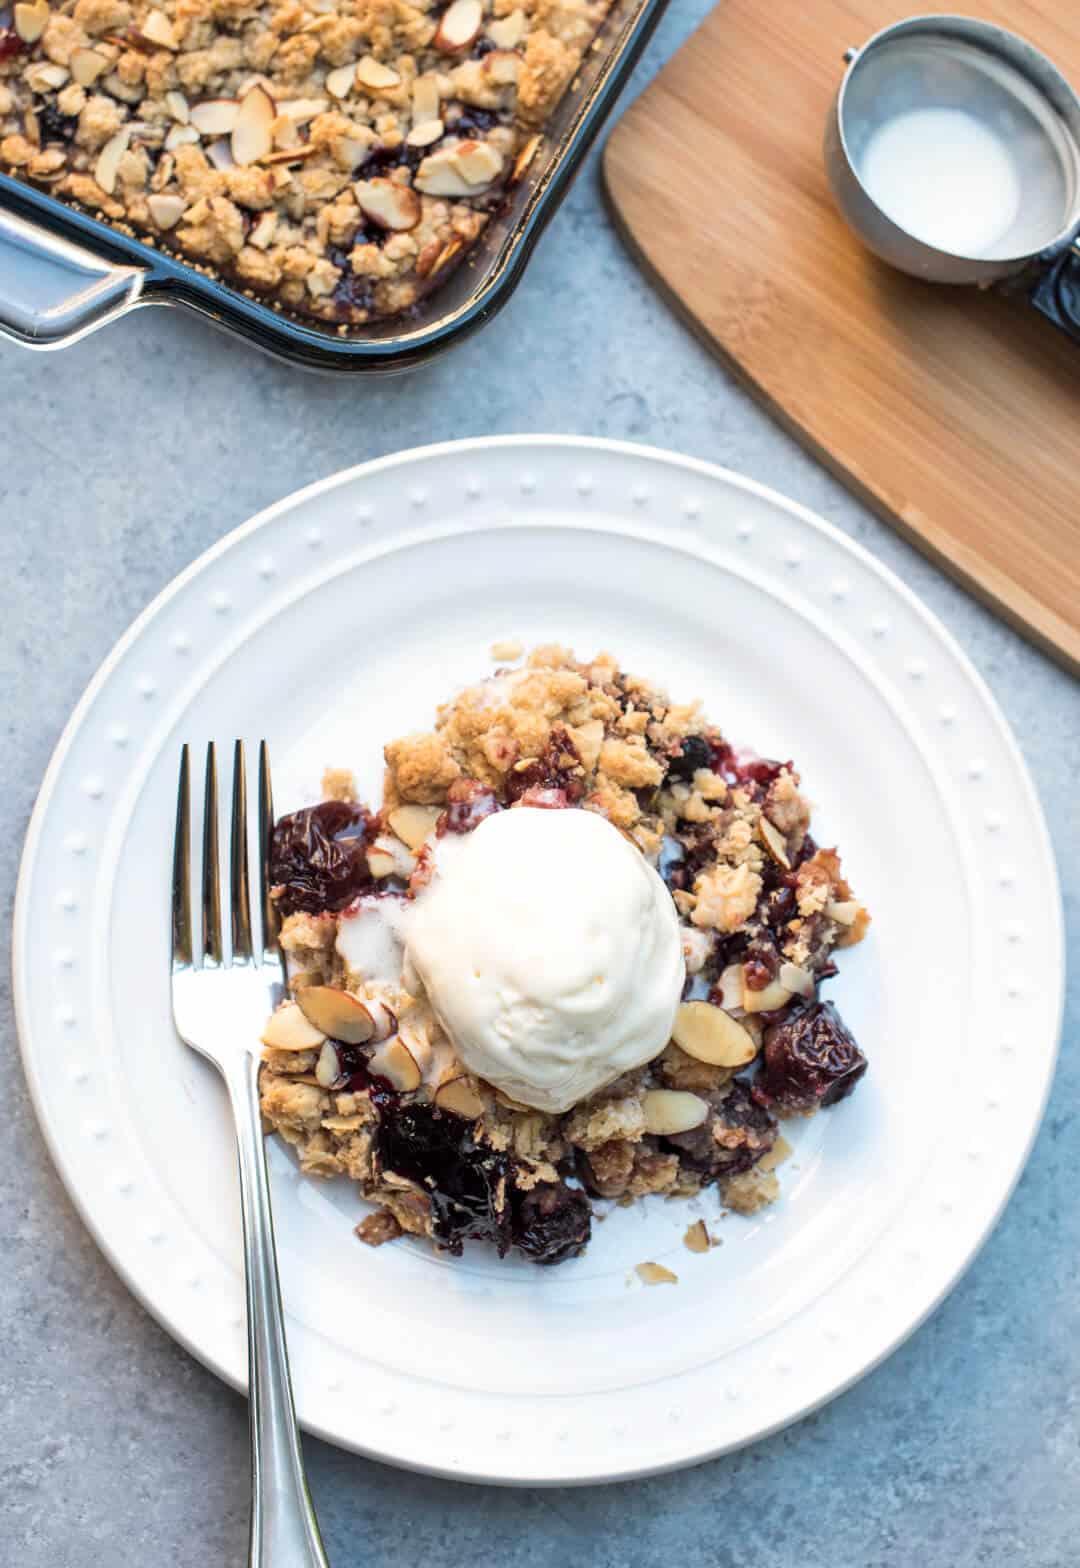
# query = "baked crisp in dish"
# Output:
<box><xmin>259</xmin><ymin>646</ymin><xmax>871</xmax><ymax>1265</ymax></box>
<box><xmin>0</xmin><ymin>0</ymin><xmax>611</xmax><ymax>325</ymax></box>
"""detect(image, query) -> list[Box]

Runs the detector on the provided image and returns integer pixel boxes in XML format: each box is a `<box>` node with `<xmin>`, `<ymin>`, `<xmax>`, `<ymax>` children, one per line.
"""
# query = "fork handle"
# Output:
<box><xmin>225</xmin><ymin>1051</ymin><xmax>331</xmax><ymax>1568</ymax></box>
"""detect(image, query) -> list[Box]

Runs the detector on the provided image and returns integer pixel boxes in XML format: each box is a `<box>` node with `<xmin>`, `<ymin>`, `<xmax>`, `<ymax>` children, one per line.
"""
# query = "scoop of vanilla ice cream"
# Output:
<box><xmin>403</xmin><ymin>807</ymin><xmax>685</xmax><ymax>1113</ymax></box>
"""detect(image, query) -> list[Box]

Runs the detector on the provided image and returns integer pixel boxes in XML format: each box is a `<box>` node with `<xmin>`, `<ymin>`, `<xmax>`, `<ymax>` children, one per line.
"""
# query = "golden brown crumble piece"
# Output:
<box><xmin>321</xmin><ymin>765</ymin><xmax>358</xmax><ymax>802</ymax></box>
<box><xmin>720</xmin><ymin>1166</ymin><xmax>780</xmax><ymax>1216</ymax></box>
<box><xmin>383</xmin><ymin>731</ymin><xmax>461</xmax><ymax>804</ymax></box>
<box><xmin>0</xmin><ymin>0</ymin><xmax>619</xmax><ymax>327</ymax></box>
<box><xmin>355</xmin><ymin>1209</ymin><xmax>403</xmax><ymax>1247</ymax></box>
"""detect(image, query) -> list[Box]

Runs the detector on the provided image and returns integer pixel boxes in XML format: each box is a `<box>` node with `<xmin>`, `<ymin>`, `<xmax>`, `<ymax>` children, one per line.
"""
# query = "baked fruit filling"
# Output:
<box><xmin>0</xmin><ymin>0</ymin><xmax>614</xmax><ymax>326</ymax></box>
<box><xmin>258</xmin><ymin>645</ymin><xmax>871</xmax><ymax>1266</ymax></box>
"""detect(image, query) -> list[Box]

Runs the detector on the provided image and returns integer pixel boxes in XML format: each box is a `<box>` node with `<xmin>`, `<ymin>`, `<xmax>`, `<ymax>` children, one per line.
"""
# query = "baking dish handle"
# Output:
<box><xmin>0</xmin><ymin>204</ymin><xmax>147</xmax><ymax>349</ymax></box>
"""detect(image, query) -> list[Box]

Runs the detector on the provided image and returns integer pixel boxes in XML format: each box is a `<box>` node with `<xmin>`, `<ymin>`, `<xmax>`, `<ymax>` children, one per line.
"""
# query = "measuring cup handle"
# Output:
<box><xmin>1028</xmin><ymin>244</ymin><xmax>1080</xmax><ymax>346</ymax></box>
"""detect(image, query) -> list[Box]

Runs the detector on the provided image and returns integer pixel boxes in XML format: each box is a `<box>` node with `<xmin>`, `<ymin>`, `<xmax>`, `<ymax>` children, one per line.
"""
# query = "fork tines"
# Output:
<box><xmin>172</xmin><ymin>740</ymin><xmax>279</xmax><ymax>972</ymax></box>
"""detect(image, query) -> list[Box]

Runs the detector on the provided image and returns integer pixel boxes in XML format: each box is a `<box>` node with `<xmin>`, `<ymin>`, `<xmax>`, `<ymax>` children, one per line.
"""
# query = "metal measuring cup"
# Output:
<box><xmin>825</xmin><ymin>14</ymin><xmax>1080</xmax><ymax>342</ymax></box>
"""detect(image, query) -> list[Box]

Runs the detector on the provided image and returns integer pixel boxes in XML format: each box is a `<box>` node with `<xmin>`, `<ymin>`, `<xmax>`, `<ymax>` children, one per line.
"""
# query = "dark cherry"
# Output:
<box><xmin>710</xmin><ymin>1080</ymin><xmax>779</xmax><ymax>1174</ymax></box>
<box><xmin>330</xmin><ymin>1042</ymin><xmax>373</xmax><ymax>1092</ymax></box>
<box><xmin>270</xmin><ymin>800</ymin><xmax>373</xmax><ymax>915</ymax></box>
<box><xmin>712</xmin><ymin>743</ymin><xmax>788</xmax><ymax>792</ymax></box>
<box><xmin>451</xmin><ymin>106</ymin><xmax>498</xmax><ymax>137</ymax></box>
<box><xmin>764</xmin><ymin>884</ymin><xmax>796</xmax><ymax>927</ymax></box>
<box><xmin>472</xmin><ymin>36</ymin><xmax>497</xmax><ymax>56</ymax></box>
<box><xmin>504</xmin><ymin>725</ymin><xmax>584</xmax><ymax>805</ymax></box>
<box><xmin>355</xmin><ymin>141</ymin><xmax>423</xmax><ymax>178</ymax></box>
<box><xmin>327</xmin><ymin>239</ymin><xmax>377</xmax><ymax>317</ymax></box>
<box><xmin>0</xmin><ymin>27</ymin><xmax>23</xmax><ymax>60</ymax></box>
<box><xmin>752</xmin><ymin>1001</ymin><xmax>867</xmax><ymax>1114</ymax></box>
<box><xmin>512</xmin><ymin>1181</ymin><xmax>591</xmax><ymax>1265</ymax></box>
<box><xmin>374</xmin><ymin>1100</ymin><xmax>513</xmax><ymax>1255</ymax></box>
<box><xmin>37</xmin><ymin>102</ymin><xmax>79</xmax><ymax>144</ymax></box>
<box><xmin>437</xmin><ymin>777</ymin><xmax>501</xmax><ymax>835</ymax></box>
<box><xmin>664</xmin><ymin>733</ymin><xmax>712</xmax><ymax>783</ymax></box>
<box><xmin>372</xmin><ymin>1098</ymin><xmax>591</xmax><ymax>1261</ymax></box>
<box><xmin>742</xmin><ymin>935</ymin><xmax>780</xmax><ymax>991</ymax></box>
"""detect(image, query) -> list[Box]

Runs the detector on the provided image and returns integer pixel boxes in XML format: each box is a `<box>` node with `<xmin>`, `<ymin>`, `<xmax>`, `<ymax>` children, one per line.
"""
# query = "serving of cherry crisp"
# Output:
<box><xmin>258</xmin><ymin>645</ymin><xmax>871</xmax><ymax>1266</ymax></box>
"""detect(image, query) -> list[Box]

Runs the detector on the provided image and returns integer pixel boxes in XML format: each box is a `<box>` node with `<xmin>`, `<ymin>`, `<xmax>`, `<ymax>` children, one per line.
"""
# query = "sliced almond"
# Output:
<box><xmin>353</xmin><ymin>176</ymin><xmax>421</xmax><ymax>231</ymax></box>
<box><xmin>683</xmin><ymin>1219</ymin><xmax>713</xmax><ymax>1254</ymax></box>
<box><xmin>741</xmin><ymin>975</ymin><xmax>793</xmax><ymax>1014</ymax></box>
<box><xmin>277</xmin><ymin>96</ymin><xmax>329</xmax><ymax>122</ymax></box>
<box><xmin>368</xmin><ymin>1037</ymin><xmax>421</xmax><ymax>1092</ymax></box>
<box><xmin>397</xmin><ymin>1018</ymin><xmax>435</xmax><ymax>1076</ymax></box>
<box><xmin>427</xmin><ymin>236</ymin><xmax>463</xmax><ymax>277</ymax></box>
<box><xmin>387</xmin><ymin>804</ymin><xmax>441</xmax><ymax>852</ymax></box>
<box><xmin>354</xmin><ymin>54</ymin><xmax>401</xmax><ymax>91</ymax></box>
<box><xmin>758</xmin><ymin>815</ymin><xmax>791</xmax><ymax>869</ymax></box>
<box><xmin>189</xmin><ymin>98</ymin><xmax>240</xmax><ymax>136</ymax></box>
<box><xmin>366</xmin><ymin>848</ymin><xmax>398</xmax><ymax>879</ymax></box>
<box><xmin>248</xmin><ymin>210</ymin><xmax>277</xmax><ymax>249</ymax></box>
<box><xmin>94</xmin><ymin>128</ymin><xmax>130</xmax><ymax>196</ymax></box>
<box><xmin>260</xmin><ymin>143</ymin><xmax>319</xmax><ymax>166</ymax></box>
<box><xmin>295</xmin><ymin>986</ymin><xmax>374</xmax><ymax>1044</ymax></box>
<box><xmin>71</xmin><ymin>48</ymin><xmax>109</xmax><ymax>87</ymax></box>
<box><xmin>510</xmin><ymin>132</ymin><xmax>540</xmax><ymax>183</ymax></box>
<box><xmin>314</xmin><ymin>1039</ymin><xmax>340</xmax><ymax>1087</ymax></box>
<box><xmin>826</xmin><ymin>899</ymin><xmax>859</xmax><ymax>926</ymax></box>
<box><xmin>271</xmin><ymin>117</ymin><xmax>301</xmax><ymax>150</ymax></box>
<box><xmin>778</xmin><ymin>961</ymin><xmax>815</xmax><ymax>998</ymax></box>
<box><xmin>140</xmin><ymin>8</ymin><xmax>178</xmax><ymax>48</ymax></box>
<box><xmin>13</xmin><ymin>0</ymin><xmax>49</xmax><ymax>43</ymax></box>
<box><xmin>364</xmin><ymin>997</ymin><xmax>397</xmax><ymax>1042</ymax></box>
<box><xmin>147</xmin><ymin>191</ymin><xmax>185</xmax><ymax>229</ymax></box>
<box><xmin>206</xmin><ymin>137</ymin><xmax>234</xmax><ymax>170</ymax></box>
<box><xmin>413</xmin><ymin>147</ymin><xmax>474</xmax><ymax>197</ymax></box>
<box><xmin>338</xmin><ymin>131</ymin><xmax>375</xmax><ymax>166</ymax></box>
<box><xmin>164</xmin><ymin>88</ymin><xmax>190</xmax><ymax>123</ymax></box>
<box><xmin>262</xmin><ymin>1000</ymin><xmax>327</xmax><ymax>1052</ymax></box>
<box><xmin>480</xmin><ymin>48</ymin><xmax>518</xmax><ymax>86</ymax></box>
<box><xmin>672</xmin><ymin>1000</ymin><xmax>757</xmax><ymax>1068</ymax></box>
<box><xmin>452</xmin><ymin>138</ymin><xmax>503</xmax><ymax>185</ymax></box>
<box><xmin>411</xmin><ymin>73</ymin><xmax>440</xmax><ymax>123</ymax></box>
<box><xmin>716</xmin><ymin>962</ymin><xmax>744</xmax><ymax>1011</ymax></box>
<box><xmin>232</xmin><ymin>83</ymin><xmax>274</xmax><ymax>165</ymax></box>
<box><xmin>641</xmin><ymin>1088</ymin><xmax>709</xmax><ymax>1136</ymax></box>
<box><xmin>635</xmin><ymin>1262</ymin><xmax>678</xmax><ymax>1286</ymax></box>
<box><xmin>405</xmin><ymin>118</ymin><xmax>443</xmax><ymax>149</ymax></box>
<box><xmin>433</xmin><ymin>0</ymin><xmax>482</xmax><ymax>53</ymax></box>
<box><xmin>164</xmin><ymin>124</ymin><xmax>200</xmax><ymax>150</ymax></box>
<box><xmin>434</xmin><ymin>1076</ymin><xmax>485</xmax><ymax>1119</ymax></box>
<box><xmin>486</xmin><ymin>8</ymin><xmax>526</xmax><ymax>47</ymax></box>
<box><xmin>28</xmin><ymin>62</ymin><xmax>69</xmax><ymax>92</ymax></box>
<box><xmin>367</xmin><ymin>833</ymin><xmax>416</xmax><ymax>878</ymax></box>
<box><xmin>323</xmin><ymin>1113</ymin><xmax>366</xmax><ymax>1133</ymax></box>
<box><xmin>325</xmin><ymin>63</ymin><xmax>355</xmax><ymax>99</ymax></box>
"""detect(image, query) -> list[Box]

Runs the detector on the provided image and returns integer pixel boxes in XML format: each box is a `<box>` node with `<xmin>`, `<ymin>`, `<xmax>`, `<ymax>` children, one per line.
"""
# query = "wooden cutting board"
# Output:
<box><xmin>604</xmin><ymin>0</ymin><xmax>1080</xmax><ymax>675</ymax></box>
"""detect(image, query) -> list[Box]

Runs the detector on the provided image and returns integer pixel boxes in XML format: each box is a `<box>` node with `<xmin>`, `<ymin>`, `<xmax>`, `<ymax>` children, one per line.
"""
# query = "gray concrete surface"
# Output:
<box><xmin>2</xmin><ymin>1</ymin><xmax>1077</xmax><ymax>1562</ymax></box>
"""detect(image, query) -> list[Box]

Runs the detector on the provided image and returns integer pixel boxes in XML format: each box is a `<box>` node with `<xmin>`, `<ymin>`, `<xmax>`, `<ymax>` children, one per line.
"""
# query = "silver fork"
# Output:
<box><xmin>171</xmin><ymin>740</ymin><xmax>330</xmax><ymax>1568</ymax></box>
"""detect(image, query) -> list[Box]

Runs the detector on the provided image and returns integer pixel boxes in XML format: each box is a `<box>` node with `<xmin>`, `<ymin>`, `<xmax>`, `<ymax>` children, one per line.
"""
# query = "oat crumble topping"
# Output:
<box><xmin>257</xmin><ymin>645</ymin><xmax>871</xmax><ymax>1264</ymax></box>
<box><xmin>0</xmin><ymin>0</ymin><xmax>613</xmax><ymax>325</ymax></box>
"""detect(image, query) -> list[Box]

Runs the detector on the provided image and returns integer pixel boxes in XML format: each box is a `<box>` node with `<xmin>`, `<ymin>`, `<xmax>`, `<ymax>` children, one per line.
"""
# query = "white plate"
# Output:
<box><xmin>14</xmin><ymin>438</ymin><xmax>1064</xmax><ymax>1485</ymax></box>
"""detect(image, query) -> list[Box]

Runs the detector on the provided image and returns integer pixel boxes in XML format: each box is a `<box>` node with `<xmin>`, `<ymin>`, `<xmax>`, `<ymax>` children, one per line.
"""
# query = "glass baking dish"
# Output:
<box><xmin>0</xmin><ymin>0</ymin><xmax>666</xmax><ymax>372</ymax></box>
